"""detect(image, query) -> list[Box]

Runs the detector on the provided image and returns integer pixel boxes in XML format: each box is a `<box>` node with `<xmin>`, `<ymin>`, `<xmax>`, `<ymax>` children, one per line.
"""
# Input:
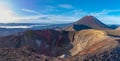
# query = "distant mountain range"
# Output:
<box><xmin>0</xmin><ymin>23</ymin><xmax>69</xmax><ymax>36</ymax></box>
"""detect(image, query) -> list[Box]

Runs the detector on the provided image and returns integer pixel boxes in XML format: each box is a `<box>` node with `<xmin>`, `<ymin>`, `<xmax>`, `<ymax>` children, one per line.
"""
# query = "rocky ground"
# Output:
<box><xmin>0</xmin><ymin>29</ymin><xmax>119</xmax><ymax>61</ymax></box>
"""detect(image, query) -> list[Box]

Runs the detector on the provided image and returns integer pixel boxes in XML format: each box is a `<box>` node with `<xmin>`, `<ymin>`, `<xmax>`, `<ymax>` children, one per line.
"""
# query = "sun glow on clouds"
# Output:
<box><xmin>0</xmin><ymin>3</ymin><xmax>19</xmax><ymax>23</ymax></box>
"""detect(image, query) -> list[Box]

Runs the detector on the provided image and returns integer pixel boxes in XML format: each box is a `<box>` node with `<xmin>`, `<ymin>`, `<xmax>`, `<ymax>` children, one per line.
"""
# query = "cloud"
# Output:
<box><xmin>98</xmin><ymin>15</ymin><xmax>120</xmax><ymax>24</ymax></box>
<box><xmin>89</xmin><ymin>9</ymin><xmax>120</xmax><ymax>16</ymax></box>
<box><xmin>10</xmin><ymin>8</ymin><xmax>77</xmax><ymax>23</ymax></box>
<box><xmin>88</xmin><ymin>9</ymin><xmax>120</xmax><ymax>24</ymax></box>
<box><xmin>16</xmin><ymin>14</ymin><xmax>77</xmax><ymax>24</ymax></box>
<box><xmin>21</xmin><ymin>8</ymin><xmax>41</xmax><ymax>15</ymax></box>
<box><xmin>59</xmin><ymin>4</ymin><xmax>73</xmax><ymax>9</ymax></box>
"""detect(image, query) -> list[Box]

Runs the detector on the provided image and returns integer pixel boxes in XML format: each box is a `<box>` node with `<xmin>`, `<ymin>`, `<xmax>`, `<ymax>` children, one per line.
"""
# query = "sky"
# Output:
<box><xmin>0</xmin><ymin>0</ymin><xmax>120</xmax><ymax>24</ymax></box>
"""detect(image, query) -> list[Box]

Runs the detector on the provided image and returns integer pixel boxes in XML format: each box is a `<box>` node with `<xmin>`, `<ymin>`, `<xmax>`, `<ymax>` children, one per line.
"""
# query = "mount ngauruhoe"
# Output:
<box><xmin>64</xmin><ymin>16</ymin><xmax>110</xmax><ymax>31</ymax></box>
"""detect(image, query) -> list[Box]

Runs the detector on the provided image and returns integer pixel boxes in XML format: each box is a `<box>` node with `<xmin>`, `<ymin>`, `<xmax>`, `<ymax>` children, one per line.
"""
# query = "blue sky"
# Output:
<box><xmin>0</xmin><ymin>0</ymin><xmax>120</xmax><ymax>24</ymax></box>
